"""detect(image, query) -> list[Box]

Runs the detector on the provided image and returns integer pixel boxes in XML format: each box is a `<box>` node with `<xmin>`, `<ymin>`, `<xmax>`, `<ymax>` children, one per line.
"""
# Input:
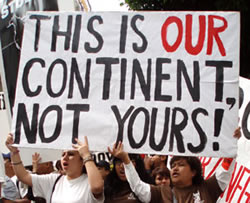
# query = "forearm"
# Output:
<box><xmin>216</xmin><ymin>158</ymin><xmax>235</xmax><ymax>191</ymax></box>
<box><xmin>84</xmin><ymin>157</ymin><xmax>104</xmax><ymax>197</ymax></box>
<box><xmin>124</xmin><ymin>162</ymin><xmax>151</xmax><ymax>203</ymax></box>
<box><xmin>32</xmin><ymin>161</ymin><xmax>38</xmax><ymax>173</ymax></box>
<box><xmin>11</xmin><ymin>151</ymin><xmax>32</xmax><ymax>186</ymax></box>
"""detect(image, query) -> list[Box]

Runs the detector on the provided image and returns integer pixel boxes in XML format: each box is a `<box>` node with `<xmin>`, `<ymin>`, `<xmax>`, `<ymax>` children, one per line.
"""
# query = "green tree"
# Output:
<box><xmin>121</xmin><ymin>0</ymin><xmax>250</xmax><ymax>78</ymax></box>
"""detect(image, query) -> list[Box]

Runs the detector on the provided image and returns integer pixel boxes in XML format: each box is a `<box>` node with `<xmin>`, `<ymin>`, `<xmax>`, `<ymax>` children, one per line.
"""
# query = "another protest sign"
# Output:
<box><xmin>92</xmin><ymin>152</ymin><xmax>113</xmax><ymax>164</ymax></box>
<box><xmin>0</xmin><ymin>0</ymin><xmax>60</xmax><ymax>111</ymax></box>
<box><xmin>219</xmin><ymin>77</ymin><xmax>250</xmax><ymax>203</ymax></box>
<box><xmin>200</xmin><ymin>77</ymin><xmax>250</xmax><ymax>203</ymax></box>
<box><xmin>12</xmin><ymin>11</ymin><xmax>240</xmax><ymax>157</ymax></box>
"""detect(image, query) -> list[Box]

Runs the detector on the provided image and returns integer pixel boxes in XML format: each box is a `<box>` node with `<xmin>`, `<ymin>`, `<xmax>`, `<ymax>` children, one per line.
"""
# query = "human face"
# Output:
<box><xmin>170</xmin><ymin>158</ymin><xmax>196</xmax><ymax>188</ymax></box>
<box><xmin>61</xmin><ymin>150</ymin><xmax>83</xmax><ymax>179</ymax></box>
<box><xmin>115</xmin><ymin>160</ymin><xmax>126</xmax><ymax>181</ymax></box>
<box><xmin>115</xmin><ymin>159</ymin><xmax>136</xmax><ymax>182</ymax></box>
<box><xmin>155</xmin><ymin>174</ymin><xmax>170</xmax><ymax>186</ymax></box>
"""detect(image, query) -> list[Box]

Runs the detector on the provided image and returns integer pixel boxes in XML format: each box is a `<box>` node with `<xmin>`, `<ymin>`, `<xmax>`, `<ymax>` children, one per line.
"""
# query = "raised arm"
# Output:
<box><xmin>108</xmin><ymin>142</ymin><xmax>152</xmax><ymax>203</ymax></box>
<box><xmin>215</xmin><ymin>127</ymin><xmax>241</xmax><ymax>190</ymax></box>
<box><xmin>5</xmin><ymin>134</ymin><xmax>32</xmax><ymax>186</ymax></box>
<box><xmin>73</xmin><ymin>136</ymin><xmax>104</xmax><ymax>199</ymax></box>
<box><xmin>32</xmin><ymin>152</ymin><xmax>41</xmax><ymax>174</ymax></box>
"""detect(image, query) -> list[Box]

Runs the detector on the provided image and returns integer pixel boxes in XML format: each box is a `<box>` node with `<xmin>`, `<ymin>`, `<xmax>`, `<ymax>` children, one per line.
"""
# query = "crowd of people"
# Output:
<box><xmin>0</xmin><ymin>127</ymin><xmax>241</xmax><ymax>203</ymax></box>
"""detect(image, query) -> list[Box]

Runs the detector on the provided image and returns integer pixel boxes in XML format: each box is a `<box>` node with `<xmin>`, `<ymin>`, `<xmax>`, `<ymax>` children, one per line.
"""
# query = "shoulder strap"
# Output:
<box><xmin>50</xmin><ymin>174</ymin><xmax>63</xmax><ymax>203</ymax></box>
<box><xmin>15</xmin><ymin>179</ymin><xmax>22</xmax><ymax>198</ymax></box>
<box><xmin>16</xmin><ymin>179</ymin><xmax>19</xmax><ymax>190</ymax></box>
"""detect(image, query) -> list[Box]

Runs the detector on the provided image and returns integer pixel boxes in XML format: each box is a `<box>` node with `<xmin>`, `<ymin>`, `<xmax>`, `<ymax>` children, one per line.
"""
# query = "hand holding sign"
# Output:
<box><xmin>72</xmin><ymin>136</ymin><xmax>91</xmax><ymax>159</ymax></box>
<box><xmin>233</xmin><ymin>127</ymin><xmax>241</xmax><ymax>139</ymax></box>
<box><xmin>5</xmin><ymin>134</ymin><xmax>19</xmax><ymax>154</ymax></box>
<box><xmin>32</xmin><ymin>152</ymin><xmax>41</xmax><ymax>173</ymax></box>
<box><xmin>108</xmin><ymin>141</ymin><xmax>130</xmax><ymax>165</ymax></box>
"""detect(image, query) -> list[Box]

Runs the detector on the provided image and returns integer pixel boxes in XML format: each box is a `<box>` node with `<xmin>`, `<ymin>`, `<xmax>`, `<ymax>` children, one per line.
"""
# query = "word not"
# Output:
<box><xmin>14</xmin><ymin>103</ymin><xmax>90</xmax><ymax>144</ymax></box>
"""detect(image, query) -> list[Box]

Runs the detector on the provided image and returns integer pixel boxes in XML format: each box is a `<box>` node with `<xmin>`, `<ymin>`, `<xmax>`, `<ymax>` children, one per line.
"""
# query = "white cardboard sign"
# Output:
<box><xmin>200</xmin><ymin>77</ymin><xmax>250</xmax><ymax>202</ymax></box>
<box><xmin>12</xmin><ymin>11</ymin><xmax>240</xmax><ymax>157</ymax></box>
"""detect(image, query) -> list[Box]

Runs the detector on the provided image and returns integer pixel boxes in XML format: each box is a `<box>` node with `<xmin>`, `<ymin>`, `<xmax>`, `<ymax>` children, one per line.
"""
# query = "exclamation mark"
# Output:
<box><xmin>213</xmin><ymin>109</ymin><xmax>224</xmax><ymax>151</ymax></box>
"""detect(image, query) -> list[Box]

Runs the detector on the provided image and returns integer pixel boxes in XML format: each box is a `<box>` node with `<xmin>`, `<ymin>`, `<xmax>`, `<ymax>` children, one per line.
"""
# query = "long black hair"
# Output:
<box><xmin>104</xmin><ymin>154</ymin><xmax>153</xmax><ymax>199</ymax></box>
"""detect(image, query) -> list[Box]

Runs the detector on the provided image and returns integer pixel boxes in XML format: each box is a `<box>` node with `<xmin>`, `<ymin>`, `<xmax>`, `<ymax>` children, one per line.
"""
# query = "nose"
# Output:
<box><xmin>120</xmin><ymin>163</ymin><xmax>124</xmax><ymax>169</ymax></box>
<box><xmin>172</xmin><ymin>165</ymin><xmax>178</xmax><ymax>171</ymax></box>
<box><xmin>62</xmin><ymin>152</ymin><xmax>69</xmax><ymax>160</ymax></box>
<box><xmin>161</xmin><ymin>178</ymin><xmax>168</xmax><ymax>184</ymax></box>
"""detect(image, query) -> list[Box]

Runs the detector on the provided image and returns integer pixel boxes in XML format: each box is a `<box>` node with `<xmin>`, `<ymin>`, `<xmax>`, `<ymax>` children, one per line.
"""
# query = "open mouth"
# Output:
<box><xmin>118</xmin><ymin>169</ymin><xmax>126</xmax><ymax>179</ymax></box>
<box><xmin>62</xmin><ymin>162</ymin><xmax>69</xmax><ymax>168</ymax></box>
<box><xmin>172</xmin><ymin>172</ymin><xmax>179</xmax><ymax>177</ymax></box>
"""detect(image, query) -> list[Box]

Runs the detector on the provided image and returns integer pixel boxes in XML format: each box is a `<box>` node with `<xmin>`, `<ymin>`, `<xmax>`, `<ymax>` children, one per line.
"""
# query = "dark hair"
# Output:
<box><xmin>96</xmin><ymin>160</ymin><xmax>110</xmax><ymax>171</ymax></box>
<box><xmin>170</xmin><ymin>156</ymin><xmax>204</xmax><ymax>185</ymax></box>
<box><xmin>128</xmin><ymin>154</ymin><xmax>153</xmax><ymax>183</ymax></box>
<box><xmin>152</xmin><ymin>166</ymin><xmax>170</xmax><ymax>184</ymax></box>
<box><xmin>104</xmin><ymin>154</ymin><xmax>153</xmax><ymax>199</ymax></box>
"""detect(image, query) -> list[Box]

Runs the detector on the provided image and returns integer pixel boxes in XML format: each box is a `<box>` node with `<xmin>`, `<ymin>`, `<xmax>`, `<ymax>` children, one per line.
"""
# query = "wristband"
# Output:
<box><xmin>11</xmin><ymin>161</ymin><xmax>22</xmax><ymax>166</ymax></box>
<box><xmin>83</xmin><ymin>155</ymin><xmax>93</xmax><ymax>164</ymax></box>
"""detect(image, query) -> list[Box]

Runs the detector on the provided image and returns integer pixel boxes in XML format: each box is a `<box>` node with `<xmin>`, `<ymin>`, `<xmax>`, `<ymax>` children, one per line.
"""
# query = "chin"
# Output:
<box><xmin>119</xmin><ymin>176</ymin><xmax>127</xmax><ymax>182</ymax></box>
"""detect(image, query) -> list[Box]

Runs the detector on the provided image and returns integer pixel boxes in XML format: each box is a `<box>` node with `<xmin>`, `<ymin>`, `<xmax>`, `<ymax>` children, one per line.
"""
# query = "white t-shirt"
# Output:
<box><xmin>32</xmin><ymin>173</ymin><xmax>104</xmax><ymax>203</ymax></box>
<box><xmin>11</xmin><ymin>175</ymin><xmax>29</xmax><ymax>199</ymax></box>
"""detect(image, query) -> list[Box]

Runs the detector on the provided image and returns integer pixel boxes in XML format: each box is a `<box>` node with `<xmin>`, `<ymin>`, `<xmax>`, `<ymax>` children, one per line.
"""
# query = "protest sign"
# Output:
<box><xmin>0</xmin><ymin>0</ymin><xmax>59</xmax><ymax>111</ymax></box>
<box><xmin>12</xmin><ymin>11</ymin><xmax>240</xmax><ymax>157</ymax></box>
<box><xmin>200</xmin><ymin>77</ymin><xmax>250</xmax><ymax>202</ymax></box>
<box><xmin>219</xmin><ymin>77</ymin><xmax>250</xmax><ymax>203</ymax></box>
<box><xmin>92</xmin><ymin>152</ymin><xmax>113</xmax><ymax>163</ymax></box>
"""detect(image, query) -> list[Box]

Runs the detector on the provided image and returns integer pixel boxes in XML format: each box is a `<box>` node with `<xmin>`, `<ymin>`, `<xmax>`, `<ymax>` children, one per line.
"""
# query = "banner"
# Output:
<box><xmin>12</xmin><ymin>11</ymin><xmax>240</xmax><ymax>157</ymax></box>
